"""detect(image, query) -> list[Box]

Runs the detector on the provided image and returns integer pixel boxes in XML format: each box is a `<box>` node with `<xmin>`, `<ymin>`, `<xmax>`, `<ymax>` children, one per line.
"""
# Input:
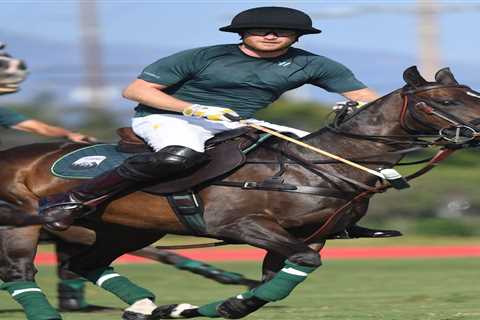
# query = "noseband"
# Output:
<box><xmin>400</xmin><ymin>85</ymin><xmax>480</xmax><ymax>145</ymax></box>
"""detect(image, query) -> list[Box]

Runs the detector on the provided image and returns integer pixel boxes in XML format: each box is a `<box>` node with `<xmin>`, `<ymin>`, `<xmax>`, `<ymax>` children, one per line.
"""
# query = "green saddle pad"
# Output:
<box><xmin>51</xmin><ymin>144</ymin><xmax>135</xmax><ymax>179</ymax></box>
<box><xmin>52</xmin><ymin>134</ymin><xmax>272</xmax><ymax>180</ymax></box>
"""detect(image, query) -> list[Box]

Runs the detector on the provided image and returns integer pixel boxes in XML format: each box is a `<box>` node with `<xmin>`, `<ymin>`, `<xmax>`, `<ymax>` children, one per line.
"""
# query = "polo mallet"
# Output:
<box><xmin>225</xmin><ymin>114</ymin><xmax>410</xmax><ymax>190</ymax></box>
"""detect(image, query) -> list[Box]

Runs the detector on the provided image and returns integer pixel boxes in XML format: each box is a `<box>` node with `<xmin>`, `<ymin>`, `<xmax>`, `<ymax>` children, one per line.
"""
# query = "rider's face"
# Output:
<box><xmin>242</xmin><ymin>29</ymin><xmax>298</xmax><ymax>52</ymax></box>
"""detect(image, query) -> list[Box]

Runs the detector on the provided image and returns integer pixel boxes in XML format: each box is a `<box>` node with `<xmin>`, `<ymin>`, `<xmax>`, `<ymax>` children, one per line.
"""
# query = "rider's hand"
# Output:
<box><xmin>66</xmin><ymin>132</ymin><xmax>97</xmax><ymax>144</ymax></box>
<box><xmin>183</xmin><ymin>104</ymin><xmax>239</xmax><ymax>121</ymax></box>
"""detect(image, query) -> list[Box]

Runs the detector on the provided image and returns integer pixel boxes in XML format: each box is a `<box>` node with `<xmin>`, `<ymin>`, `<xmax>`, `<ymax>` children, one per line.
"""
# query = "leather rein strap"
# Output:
<box><xmin>302</xmin><ymin>147</ymin><xmax>455</xmax><ymax>243</ymax></box>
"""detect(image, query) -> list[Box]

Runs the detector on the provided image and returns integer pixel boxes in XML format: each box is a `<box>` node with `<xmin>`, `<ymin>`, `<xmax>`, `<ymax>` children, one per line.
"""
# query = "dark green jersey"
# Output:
<box><xmin>0</xmin><ymin>108</ymin><xmax>29</xmax><ymax>128</ymax></box>
<box><xmin>135</xmin><ymin>44</ymin><xmax>366</xmax><ymax>118</ymax></box>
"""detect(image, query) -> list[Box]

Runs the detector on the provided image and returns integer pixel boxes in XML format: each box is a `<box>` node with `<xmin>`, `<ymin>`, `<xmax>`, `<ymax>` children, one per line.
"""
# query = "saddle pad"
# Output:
<box><xmin>51</xmin><ymin>144</ymin><xmax>133</xmax><ymax>179</ymax></box>
<box><xmin>51</xmin><ymin>141</ymin><xmax>247</xmax><ymax>195</ymax></box>
<box><xmin>51</xmin><ymin>133</ymin><xmax>273</xmax><ymax>196</ymax></box>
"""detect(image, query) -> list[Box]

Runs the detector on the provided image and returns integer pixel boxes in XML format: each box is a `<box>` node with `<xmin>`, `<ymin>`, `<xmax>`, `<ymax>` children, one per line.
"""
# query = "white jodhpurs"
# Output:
<box><xmin>132</xmin><ymin>114</ymin><xmax>310</xmax><ymax>153</ymax></box>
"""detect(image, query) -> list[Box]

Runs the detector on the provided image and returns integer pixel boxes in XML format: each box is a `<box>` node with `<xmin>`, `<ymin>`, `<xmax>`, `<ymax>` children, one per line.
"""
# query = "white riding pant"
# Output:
<box><xmin>131</xmin><ymin>114</ymin><xmax>310</xmax><ymax>153</ymax></box>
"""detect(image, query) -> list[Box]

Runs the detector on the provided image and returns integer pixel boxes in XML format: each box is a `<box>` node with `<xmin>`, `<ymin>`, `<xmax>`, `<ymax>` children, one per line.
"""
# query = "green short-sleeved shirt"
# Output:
<box><xmin>135</xmin><ymin>44</ymin><xmax>366</xmax><ymax>119</ymax></box>
<box><xmin>0</xmin><ymin>108</ymin><xmax>29</xmax><ymax>128</ymax></box>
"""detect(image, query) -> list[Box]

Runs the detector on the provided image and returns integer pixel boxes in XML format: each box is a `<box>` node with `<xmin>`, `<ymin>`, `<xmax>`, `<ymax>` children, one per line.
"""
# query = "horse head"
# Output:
<box><xmin>400</xmin><ymin>66</ymin><xmax>480</xmax><ymax>145</ymax></box>
<box><xmin>0</xmin><ymin>42</ymin><xmax>28</xmax><ymax>95</ymax></box>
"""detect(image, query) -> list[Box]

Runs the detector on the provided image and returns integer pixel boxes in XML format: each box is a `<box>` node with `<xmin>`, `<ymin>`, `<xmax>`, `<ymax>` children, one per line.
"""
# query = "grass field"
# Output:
<box><xmin>1</xmin><ymin>257</ymin><xmax>479</xmax><ymax>320</ymax></box>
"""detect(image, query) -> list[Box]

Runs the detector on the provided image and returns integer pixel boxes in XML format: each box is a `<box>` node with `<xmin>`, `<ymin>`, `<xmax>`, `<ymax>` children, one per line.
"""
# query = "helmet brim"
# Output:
<box><xmin>219</xmin><ymin>25</ymin><xmax>321</xmax><ymax>35</ymax></box>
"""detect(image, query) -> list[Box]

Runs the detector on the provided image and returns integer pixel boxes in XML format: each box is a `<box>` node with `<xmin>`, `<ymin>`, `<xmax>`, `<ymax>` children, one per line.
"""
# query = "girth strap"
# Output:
<box><xmin>167</xmin><ymin>192</ymin><xmax>206</xmax><ymax>235</ymax></box>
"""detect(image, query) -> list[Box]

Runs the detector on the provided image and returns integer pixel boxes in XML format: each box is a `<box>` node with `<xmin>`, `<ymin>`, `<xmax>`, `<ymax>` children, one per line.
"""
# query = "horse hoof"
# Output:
<box><xmin>122</xmin><ymin>310</ymin><xmax>149</xmax><ymax>320</ymax></box>
<box><xmin>150</xmin><ymin>303</ymin><xmax>199</xmax><ymax>319</ymax></box>
<box><xmin>217</xmin><ymin>296</ymin><xmax>268</xmax><ymax>319</ymax></box>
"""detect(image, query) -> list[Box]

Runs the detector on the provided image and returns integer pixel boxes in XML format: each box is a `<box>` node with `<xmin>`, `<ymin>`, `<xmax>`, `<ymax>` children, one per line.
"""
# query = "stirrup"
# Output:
<box><xmin>39</xmin><ymin>193</ymin><xmax>85</xmax><ymax>214</ymax></box>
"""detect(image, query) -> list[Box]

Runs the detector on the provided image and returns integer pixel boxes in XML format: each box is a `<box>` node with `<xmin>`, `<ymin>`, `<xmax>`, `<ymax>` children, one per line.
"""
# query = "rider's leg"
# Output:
<box><xmin>39</xmin><ymin>114</ymin><xmax>234</xmax><ymax>231</ymax></box>
<box><xmin>39</xmin><ymin>145</ymin><xmax>210</xmax><ymax>230</ymax></box>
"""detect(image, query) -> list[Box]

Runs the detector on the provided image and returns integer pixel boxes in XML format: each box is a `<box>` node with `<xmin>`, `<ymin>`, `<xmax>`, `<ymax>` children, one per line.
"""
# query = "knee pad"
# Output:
<box><xmin>118</xmin><ymin>146</ymin><xmax>209</xmax><ymax>181</ymax></box>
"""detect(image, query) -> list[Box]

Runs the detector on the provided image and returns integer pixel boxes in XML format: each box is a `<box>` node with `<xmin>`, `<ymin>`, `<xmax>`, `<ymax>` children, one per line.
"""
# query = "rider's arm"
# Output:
<box><xmin>123</xmin><ymin>48</ymin><xmax>207</xmax><ymax>113</ymax></box>
<box><xmin>341</xmin><ymin>88</ymin><xmax>380</xmax><ymax>103</ymax></box>
<box><xmin>12</xmin><ymin>119</ymin><xmax>95</xmax><ymax>143</ymax></box>
<box><xmin>122</xmin><ymin>79</ymin><xmax>192</xmax><ymax>113</ymax></box>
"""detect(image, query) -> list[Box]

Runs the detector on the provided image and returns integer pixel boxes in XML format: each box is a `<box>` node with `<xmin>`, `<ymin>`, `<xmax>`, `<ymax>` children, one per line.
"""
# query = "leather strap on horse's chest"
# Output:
<box><xmin>167</xmin><ymin>192</ymin><xmax>206</xmax><ymax>236</ymax></box>
<box><xmin>303</xmin><ymin>148</ymin><xmax>456</xmax><ymax>243</ymax></box>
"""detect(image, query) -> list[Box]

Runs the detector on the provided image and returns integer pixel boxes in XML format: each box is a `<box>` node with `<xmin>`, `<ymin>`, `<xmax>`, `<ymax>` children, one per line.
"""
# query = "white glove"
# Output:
<box><xmin>183</xmin><ymin>104</ymin><xmax>239</xmax><ymax>121</ymax></box>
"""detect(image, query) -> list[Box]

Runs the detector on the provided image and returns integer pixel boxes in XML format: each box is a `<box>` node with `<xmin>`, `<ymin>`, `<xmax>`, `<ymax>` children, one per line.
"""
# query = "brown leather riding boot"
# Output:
<box><xmin>39</xmin><ymin>146</ymin><xmax>210</xmax><ymax>231</ymax></box>
<box><xmin>39</xmin><ymin>169</ymin><xmax>135</xmax><ymax>231</ymax></box>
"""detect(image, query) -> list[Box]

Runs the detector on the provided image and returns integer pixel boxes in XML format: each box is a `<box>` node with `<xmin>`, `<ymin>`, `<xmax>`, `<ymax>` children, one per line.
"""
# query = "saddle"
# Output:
<box><xmin>116</xmin><ymin>127</ymin><xmax>260</xmax><ymax>194</ymax></box>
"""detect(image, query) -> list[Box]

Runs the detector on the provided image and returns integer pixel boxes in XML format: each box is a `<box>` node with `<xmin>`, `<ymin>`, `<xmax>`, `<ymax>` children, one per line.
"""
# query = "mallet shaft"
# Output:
<box><xmin>245</xmin><ymin>122</ymin><xmax>385</xmax><ymax>179</ymax></box>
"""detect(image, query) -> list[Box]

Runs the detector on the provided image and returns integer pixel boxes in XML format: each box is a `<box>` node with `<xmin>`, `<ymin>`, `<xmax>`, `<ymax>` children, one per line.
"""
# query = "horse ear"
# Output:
<box><xmin>434</xmin><ymin>67</ymin><xmax>459</xmax><ymax>85</ymax></box>
<box><xmin>403</xmin><ymin>66</ymin><xmax>430</xmax><ymax>88</ymax></box>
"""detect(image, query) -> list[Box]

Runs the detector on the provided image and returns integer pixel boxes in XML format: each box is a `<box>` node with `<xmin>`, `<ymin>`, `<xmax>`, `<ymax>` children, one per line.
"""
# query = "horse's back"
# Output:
<box><xmin>0</xmin><ymin>142</ymin><xmax>80</xmax><ymax>163</ymax></box>
<box><xmin>0</xmin><ymin>142</ymin><xmax>86</xmax><ymax>203</ymax></box>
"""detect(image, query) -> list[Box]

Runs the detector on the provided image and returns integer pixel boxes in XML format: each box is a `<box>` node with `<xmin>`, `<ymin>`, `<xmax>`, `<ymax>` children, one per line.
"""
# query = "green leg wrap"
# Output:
<box><xmin>251</xmin><ymin>260</ymin><xmax>316</xmax><ymax>301</ymax></box>
<box><xmin>196</xmin><ymin>260</ymin><xmax>317</xmax><ymax>318</ymax></box>
<box><xmin>58</xmin><ymin>278</ymin><xmax>88</xmax><ymax>309</ymax></box>
<box><xmin>84</xmin><ymin>267</ymin><xmax>155</xmax><ymax>305</ymax></box>
<box><xmin>0</xmin><ymin>281</ymin><xmax>61</xmax><ymax>320</ymax></box>
<box><xmin>197</xmin><ymin>299</ymin><xmax>224</xmax><ymax>318</ymax></box>
<box><xmin>176</xmin><ymin>259</ymin><xmax>244</xmax><ymax>282</ymax></box>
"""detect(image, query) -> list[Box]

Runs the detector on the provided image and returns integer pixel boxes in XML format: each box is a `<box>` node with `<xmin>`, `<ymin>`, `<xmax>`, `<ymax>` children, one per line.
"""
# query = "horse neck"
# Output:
<box><xmin>299</xmin><ymin>92</ymin><xmax>411</xmax><ymax>166</ymax></box>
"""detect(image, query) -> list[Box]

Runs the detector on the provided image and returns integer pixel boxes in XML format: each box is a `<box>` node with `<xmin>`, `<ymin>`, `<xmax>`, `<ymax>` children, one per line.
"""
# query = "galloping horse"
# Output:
<box><xmin>1</xmin><ymin>66</ymin><xmax>480</xmax><ymax>320</ymax></box>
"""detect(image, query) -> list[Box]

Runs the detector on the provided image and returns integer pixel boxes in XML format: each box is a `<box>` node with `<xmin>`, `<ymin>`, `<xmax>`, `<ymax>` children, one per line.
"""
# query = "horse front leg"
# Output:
<box><xmin>262</xmin><ymin>242</ymin><xmax>325</xmax><ymax>282</ymax></box>
<box><xmin>153</xmin><ymin>215</ymin><xmax>322</xmax><ymax>319</ymax></box>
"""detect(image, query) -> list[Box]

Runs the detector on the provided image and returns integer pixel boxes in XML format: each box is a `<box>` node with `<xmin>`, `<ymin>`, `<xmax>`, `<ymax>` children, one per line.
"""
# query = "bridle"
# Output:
<box><xmin>400</xmin><ymin>84</ymin><xmax>480</xmax><ymax>145</ymax></box>
<box><xmin>299</xmin><ymin>84</ymin><xmax>480</xmax><ymax>243</ymax></box>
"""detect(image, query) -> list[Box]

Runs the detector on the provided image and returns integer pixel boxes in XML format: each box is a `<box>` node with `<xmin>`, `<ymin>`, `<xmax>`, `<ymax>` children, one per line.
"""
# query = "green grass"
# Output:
<box><xmin>1</xmin><ymin>258</ymin><xmax>480</xmax><ymax>320</ymax></box>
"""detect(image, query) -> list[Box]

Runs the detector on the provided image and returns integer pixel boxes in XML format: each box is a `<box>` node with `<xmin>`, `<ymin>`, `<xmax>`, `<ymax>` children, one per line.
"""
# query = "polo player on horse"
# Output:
<box><xmin>0</xmin><ymin>42</ymin><xmax>96</xmax><ymax>227</ymax></box>
<box><xmin>0</xmin><ymin>42</ymin><xmax>95</xmax><ymax>143</ymax></box>
<box><xmin>39</xmin><ymin>6</ymin><xmax>400</xmax><ymax>239</ymax></box>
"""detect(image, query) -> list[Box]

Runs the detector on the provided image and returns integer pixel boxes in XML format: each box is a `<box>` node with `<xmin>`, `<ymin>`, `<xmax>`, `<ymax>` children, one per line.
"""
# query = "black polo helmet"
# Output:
<box><xmin>219</xmin><ymin>6</ymin><xmax>321</xmax><ymax>35</ymax></box>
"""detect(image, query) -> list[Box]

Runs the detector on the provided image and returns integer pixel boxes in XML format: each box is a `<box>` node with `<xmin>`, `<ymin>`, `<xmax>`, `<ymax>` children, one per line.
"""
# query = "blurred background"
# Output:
<box><xmin>1</xmin><ymin>0</ymin><xmax>480</xmax><ymax>237</ymax></box>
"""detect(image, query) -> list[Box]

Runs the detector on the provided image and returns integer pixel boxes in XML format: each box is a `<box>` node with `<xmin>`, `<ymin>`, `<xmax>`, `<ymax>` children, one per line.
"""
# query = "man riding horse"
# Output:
<box><xmin>0</xmin><ymin>42</ymin><xmax>96</xmax><ymax>228</ymax></box>
<box><xmin>0</xmin><ymin>41</ymin><xmax>260</xmax><ymax>315</ymax></box>
<box><xmin>39</xmin><ymin>6</ymin><xmax>400</xmax><ymax>239</ymax></box>
<box><xmin>0</xmin><ymin>42</ymin><xmax>95</xmax><ymax>143</ymax></box>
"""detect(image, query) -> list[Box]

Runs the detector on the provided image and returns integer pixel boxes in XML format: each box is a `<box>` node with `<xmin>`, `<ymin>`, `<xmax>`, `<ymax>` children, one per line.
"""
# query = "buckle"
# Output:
<box><xmin>242</xmin><ymin>181</ymin><xmax>258</xmax><ymax>189</ymax></box>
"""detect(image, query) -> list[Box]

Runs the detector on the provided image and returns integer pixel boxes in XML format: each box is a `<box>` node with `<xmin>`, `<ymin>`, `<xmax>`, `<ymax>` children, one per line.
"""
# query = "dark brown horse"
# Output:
<box><xmin>1</xmin><ymin>66</ymin><xmax>480</xmax><ymax>319</ymax></box>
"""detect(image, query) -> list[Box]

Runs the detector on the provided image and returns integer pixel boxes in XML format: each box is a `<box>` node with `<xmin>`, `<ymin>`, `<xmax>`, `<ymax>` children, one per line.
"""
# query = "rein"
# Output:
<box><xmin>302</xmin><ymin>147</ymin><xmax>455</xmax><ymax>243</ymax></box>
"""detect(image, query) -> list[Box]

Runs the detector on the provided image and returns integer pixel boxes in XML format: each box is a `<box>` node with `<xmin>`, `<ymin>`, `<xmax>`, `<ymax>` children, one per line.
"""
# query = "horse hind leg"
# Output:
<box><xmin>139</xmin><ymin>248</ymin><xmax>261</xmax><ymax>289</ymax></box>
<box><xmin>0</xmin><ymin>225</ymin><xmax>62</xmax><ymax>320</ymax></box>
<box><xmin>54</xmin><ymin>236</ymin><xmax>117</xmax><ymax>312</ymax></box>
<box><xmin>66</xmin><ymin>223</ymin><xmax>164</xmax><ymax>319</ymax></box>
